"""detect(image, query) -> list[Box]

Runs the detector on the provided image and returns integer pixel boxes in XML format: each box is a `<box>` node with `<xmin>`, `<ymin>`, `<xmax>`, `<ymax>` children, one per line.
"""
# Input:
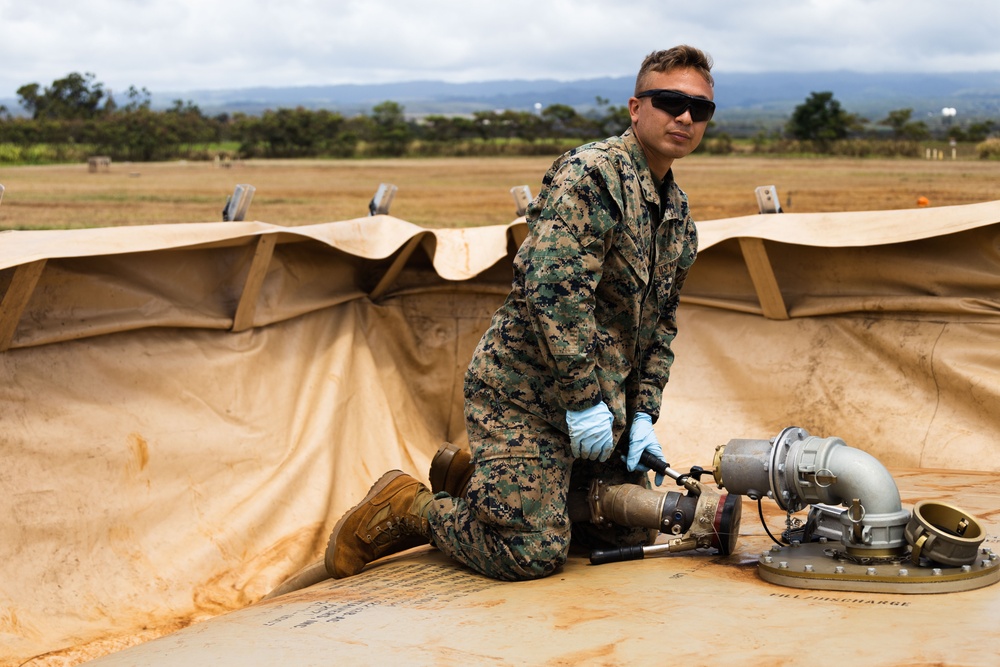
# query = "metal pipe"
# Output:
<box><xmin>714</xmin><ymin>427</ymin><xmax>909</xmax><ymax>552</ymax></box>
<box><xmin>815</xmin><ymin>441</ymin><xmax>901</xmax><ymax>515</ymax></box>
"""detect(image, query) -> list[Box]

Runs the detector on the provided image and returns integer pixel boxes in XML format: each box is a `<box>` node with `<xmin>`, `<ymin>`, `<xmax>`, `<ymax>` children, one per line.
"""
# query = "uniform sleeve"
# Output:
<box><xmin>522</xmin><ymin>167</ymin><xmax>620</xmax><ymax>412</ymax></box>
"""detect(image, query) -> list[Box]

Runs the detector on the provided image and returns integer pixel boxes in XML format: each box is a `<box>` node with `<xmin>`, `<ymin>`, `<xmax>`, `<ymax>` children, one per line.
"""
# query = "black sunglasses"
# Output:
<box><xmin>636</xmin><ymin>89</ymin><xmax>716</xmax><ymax>122</ymax></box>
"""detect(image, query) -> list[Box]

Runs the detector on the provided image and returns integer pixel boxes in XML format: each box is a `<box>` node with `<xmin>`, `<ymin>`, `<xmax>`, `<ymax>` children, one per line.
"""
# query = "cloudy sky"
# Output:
<box><xmin>2</xmin><ymin>0</ymin><xmax>999</xmax><ymax>99</ymax></box>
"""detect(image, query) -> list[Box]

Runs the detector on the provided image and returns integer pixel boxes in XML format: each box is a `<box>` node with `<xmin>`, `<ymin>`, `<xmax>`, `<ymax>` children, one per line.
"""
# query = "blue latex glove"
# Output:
<box><xmin>627</xmin><ymin>412</ymin><xmax>666</xmax><ymax>486</ymax></box>
<box><xmin>566</xmin><ymin>402</ymin><xmax>615</xmax><ymax>462</ymax></box>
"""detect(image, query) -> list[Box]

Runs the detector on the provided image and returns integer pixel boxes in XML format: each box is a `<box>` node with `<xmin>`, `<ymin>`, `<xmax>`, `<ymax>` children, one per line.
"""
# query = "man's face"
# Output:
<box><xmin>629</xmin><ymin>66</ymin><xmax>714</xmax><ymax>180</ymax></box>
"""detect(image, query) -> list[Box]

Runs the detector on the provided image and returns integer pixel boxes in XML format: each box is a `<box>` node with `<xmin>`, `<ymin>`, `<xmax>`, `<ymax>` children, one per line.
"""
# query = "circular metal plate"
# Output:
<box><xmin>758</xmin><ymin>542</ymin><xmax>1000</xmax><ymax>594</ymax></box>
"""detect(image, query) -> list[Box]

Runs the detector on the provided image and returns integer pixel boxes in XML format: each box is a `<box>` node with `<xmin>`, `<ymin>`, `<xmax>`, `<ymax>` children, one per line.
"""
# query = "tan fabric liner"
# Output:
<box><xmin>82</xmin><ymin>469</ymin><xmax>1000</xmax><ymax>666</ymax></box>
<box><xmin>2</xmin><ymin>201</ymin><xmax>999</xmax><ymax>664</ymax></box>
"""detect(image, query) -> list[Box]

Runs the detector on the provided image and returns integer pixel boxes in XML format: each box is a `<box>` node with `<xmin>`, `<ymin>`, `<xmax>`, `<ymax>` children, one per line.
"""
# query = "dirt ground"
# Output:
<box><xmin>1</xmin><ymin>154</ymin><xmax>999</xmax><ymax>230</ymax></box>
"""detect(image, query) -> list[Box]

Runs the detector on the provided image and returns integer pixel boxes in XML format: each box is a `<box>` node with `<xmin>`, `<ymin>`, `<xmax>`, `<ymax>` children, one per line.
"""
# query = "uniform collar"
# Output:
<box><xmin>620</xmin><ymin>129</ymin><xmax>660</xmax><ymax>204</ymax></box>
<box><xmin>620</xmin><ymin>128</ymin><xmax>682</xmax><ymax>218</ymax></box>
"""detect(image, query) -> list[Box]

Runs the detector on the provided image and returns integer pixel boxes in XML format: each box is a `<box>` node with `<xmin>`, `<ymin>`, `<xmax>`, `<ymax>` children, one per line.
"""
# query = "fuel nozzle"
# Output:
<box><xmin>587</xmin><ymin>452</ymin><xmax>742</xmax><ymax>565</ymax></box>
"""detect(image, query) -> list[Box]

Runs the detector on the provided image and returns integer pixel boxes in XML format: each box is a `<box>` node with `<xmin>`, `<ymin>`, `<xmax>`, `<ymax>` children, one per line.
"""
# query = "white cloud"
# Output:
<box><xmin>1</xmin><ymin>0</ymin><xmax>999</xmax><ymax>99</ymax></box>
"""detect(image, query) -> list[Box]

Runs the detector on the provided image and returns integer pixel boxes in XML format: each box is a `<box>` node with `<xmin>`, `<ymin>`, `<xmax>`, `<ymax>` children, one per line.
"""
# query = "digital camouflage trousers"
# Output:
<box><xmin>426</xmin><ymin>377</ymin><xmax>651</xmax><ymax>581</ymax></box>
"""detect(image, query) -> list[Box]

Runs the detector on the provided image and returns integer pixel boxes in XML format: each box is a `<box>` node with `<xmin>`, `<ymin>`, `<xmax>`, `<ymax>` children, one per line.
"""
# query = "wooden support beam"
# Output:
<box><xmin>0</xmin><ymin>259</ymin><xmax>47</xmax><ymax>351</ymax></box>
<box><xmin>737</xmin><ymin>237</ymin><xmax>789</xmax><ymax>320</ymax></box>
<box><xmin>231</xmin><ymin>235</ymin><xmax>277</xmax><ymax>333</ymax></box>
<box><xmin>369</xmin><ymin>235</ymin><xmax>423</xmax><ymax>301</ymax></box>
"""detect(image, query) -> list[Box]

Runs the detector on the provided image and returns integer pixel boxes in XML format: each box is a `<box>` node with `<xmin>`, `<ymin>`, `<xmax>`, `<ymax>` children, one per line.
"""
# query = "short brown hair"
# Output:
<box><xmin>635</xmin><ymin>45</ymin><xmax>714</xmax><ymax>94</ymax></box>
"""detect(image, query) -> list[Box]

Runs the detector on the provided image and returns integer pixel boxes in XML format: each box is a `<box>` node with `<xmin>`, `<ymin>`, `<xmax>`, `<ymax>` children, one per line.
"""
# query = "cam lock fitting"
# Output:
<box><xmin>587</xmin><ymin>479</ymin><xmax>697</xmax><ymax>536</ymax></box>
<box><xmin>905</xmin><ymin>500</ymin><xmax>986</xmax><ymax>567</ymax></box>
<box><xmin>585</xmin><ymin>477</ymin><xmax>741</xmax><ymax>556</ymax></box>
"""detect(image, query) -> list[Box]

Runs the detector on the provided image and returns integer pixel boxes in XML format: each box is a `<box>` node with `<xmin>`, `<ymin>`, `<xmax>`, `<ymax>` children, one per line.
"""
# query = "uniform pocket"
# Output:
<box><xmin>472</xmin><ymin>437</ymin><xmax>549</xmax><ymax>533</ymax></box>
<box><xmin>465</xmin><ymin>393</ymin><xmax>571</xmax><ymax>535</ymax></box>
<box><xmin>614</xmin><ymin>227</ymin><xmax>649</xmax><ymax>286</ymax></box>
<box><xmin>595</xmin><ymin>228</ymin><xmax>648</xmax><ymax>328</ymax></box>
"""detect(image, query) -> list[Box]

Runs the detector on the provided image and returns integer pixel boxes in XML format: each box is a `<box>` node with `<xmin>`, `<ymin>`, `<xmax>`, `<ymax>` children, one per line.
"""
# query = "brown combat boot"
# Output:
<box><xmin>429</xmin><ymin>442</ymin><xmax>473</xmax><ymax>498</ymax></box>
<box><xmin>325</xmin><ymin>471</ymin><xmax>433</xmax><ymax>579</ymax></box>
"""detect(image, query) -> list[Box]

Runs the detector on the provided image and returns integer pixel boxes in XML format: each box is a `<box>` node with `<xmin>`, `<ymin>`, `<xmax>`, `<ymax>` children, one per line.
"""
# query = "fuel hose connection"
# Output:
<box><xmin>713</xmin><ymin>426</ymin><xmax>999</xmax><ymax>593</ymax></box>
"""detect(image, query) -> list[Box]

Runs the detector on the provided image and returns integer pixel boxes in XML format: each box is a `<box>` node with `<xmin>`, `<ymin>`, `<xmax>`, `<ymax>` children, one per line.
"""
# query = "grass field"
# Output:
<box><xmin>1</xmin><ymin>154</ymin><xmax>999</xmax><ymax>230</ymax></box>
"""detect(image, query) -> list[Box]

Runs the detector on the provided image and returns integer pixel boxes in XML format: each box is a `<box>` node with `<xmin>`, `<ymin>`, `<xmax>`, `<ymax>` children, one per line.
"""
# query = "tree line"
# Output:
<box><xmin>782</xmin><ymin>90</ymin><xmax>996</xmax><ymax>153</ymax></box>
<box><xmin>0</xmin><ymin>72</ymin><xmax>638</xmax><ymax>163</ymax></box>
<box><xmin>1</xmin><ymin>72</ymin><xmax>997</xmax><ymax>164</ymax></box>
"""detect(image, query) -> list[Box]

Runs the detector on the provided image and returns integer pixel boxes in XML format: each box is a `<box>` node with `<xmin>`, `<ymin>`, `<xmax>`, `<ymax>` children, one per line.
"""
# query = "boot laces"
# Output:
<box><xmin>369</xmin><ymin>515</ymin><xmax>424</xmax><ymax>546</ymax></box>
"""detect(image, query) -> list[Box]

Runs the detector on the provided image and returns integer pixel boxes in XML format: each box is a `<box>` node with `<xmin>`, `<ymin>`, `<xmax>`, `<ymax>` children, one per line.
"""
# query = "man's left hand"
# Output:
<box><xmin>627</xmin><ymin>412</ymin><xmax>666</xmax><ymax>486</ymax></box>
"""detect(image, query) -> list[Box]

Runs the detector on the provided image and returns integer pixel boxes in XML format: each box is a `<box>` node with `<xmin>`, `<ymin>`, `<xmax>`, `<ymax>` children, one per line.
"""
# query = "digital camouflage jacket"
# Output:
<box><xmin>467</xmin><ymin>128</ymin><xmax>698</xmax><ymax>442</ymax></box>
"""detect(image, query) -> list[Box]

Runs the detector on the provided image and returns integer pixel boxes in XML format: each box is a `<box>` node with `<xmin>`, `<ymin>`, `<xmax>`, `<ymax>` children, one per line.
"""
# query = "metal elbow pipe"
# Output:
<box><xmin>714</xmin><ymin>427</ymin><xmax>910</xmax><ymax>553</ymax></box>
<box><xmin>817</xmin><ymin>441</ymin><xmax>901</xmax><ymax>515</ymax></box>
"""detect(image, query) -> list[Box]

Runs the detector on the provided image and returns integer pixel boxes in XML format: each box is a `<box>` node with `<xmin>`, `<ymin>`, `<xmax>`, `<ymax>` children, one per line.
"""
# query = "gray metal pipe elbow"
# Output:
<box><xmin>816</xmin><ymin>440</ymin><xmax>902</xmax><ymax>515</ymax></box>
<box><xmin>714</xmin><ymin>427</ymin><xmax>910</xmax><ymax>552</ymax></box>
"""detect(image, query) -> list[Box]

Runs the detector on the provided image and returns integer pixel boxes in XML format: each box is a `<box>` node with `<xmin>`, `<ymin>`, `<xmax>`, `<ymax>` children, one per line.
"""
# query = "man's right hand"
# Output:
<box><xmin>566</xmin><ymin>402</ymin><xmax>614</xmax><ymax>462</ymax></box>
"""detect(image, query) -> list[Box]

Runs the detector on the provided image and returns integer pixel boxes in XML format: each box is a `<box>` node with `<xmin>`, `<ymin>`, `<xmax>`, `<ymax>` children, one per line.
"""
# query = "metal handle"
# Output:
<box><xmin>639</xmin><ymin>450</ymin><xmax>670</xmax><ymax>475</ymax></box>
<box><xmin>590</xmin><ymin>544</ymin><xmax>646</xmax><ymax>565</ymax></box>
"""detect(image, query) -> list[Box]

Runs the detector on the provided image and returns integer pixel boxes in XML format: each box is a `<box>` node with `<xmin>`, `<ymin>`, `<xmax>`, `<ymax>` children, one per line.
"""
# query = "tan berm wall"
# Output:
<box><xmin>1</xmin><ymin>203</ymin><xmax>999</xmax><ymax>663</ymax></box>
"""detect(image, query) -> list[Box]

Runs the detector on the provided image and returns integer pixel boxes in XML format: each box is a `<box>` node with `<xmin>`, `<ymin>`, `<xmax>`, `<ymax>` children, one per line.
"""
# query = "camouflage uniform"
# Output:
<box><xmin>426</xmin><ymin>128</ymin><xmax>698</xmax><ymax>581</ymax></box>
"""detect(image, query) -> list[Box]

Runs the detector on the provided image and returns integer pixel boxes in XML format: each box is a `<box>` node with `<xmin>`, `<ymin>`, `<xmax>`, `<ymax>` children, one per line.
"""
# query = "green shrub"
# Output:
<box><xmin>0</xmin><ymin>143</ymin><xmax>24</xmax><ymax>162</ymax></box>
<box><xmin>830</xmin><ymin>139</ymin><xmax>920</xmax><ymax>158</ymax></box>
<box><xmin>700</xmin><ymin>133</ymin><xmax>733</xmax><ymax>155</ymax></box>
<box><xmin>976</xmin><ymin>137</ymin><xmax>1000</xmax><ymax>159</ymax></box>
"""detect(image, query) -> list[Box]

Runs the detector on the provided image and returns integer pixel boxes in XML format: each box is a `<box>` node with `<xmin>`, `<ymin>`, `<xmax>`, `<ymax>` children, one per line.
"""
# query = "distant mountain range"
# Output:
<box><xmin>5</xmin><ymin>71</ymin><xmax>1000</xmax><ymax>128</ymax></box>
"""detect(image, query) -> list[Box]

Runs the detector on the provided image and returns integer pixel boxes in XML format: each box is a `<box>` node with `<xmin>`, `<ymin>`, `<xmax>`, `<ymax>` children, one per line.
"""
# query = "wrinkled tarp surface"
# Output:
<box><xmin>81</xmin><ymin>469</ymin><xmax>1000</xmax><ymax>667</ymax></box>
<box><xmin>2</xmin><ymin>201</ymin><xmax>1000</xmax><ymax>664</ymax></box>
